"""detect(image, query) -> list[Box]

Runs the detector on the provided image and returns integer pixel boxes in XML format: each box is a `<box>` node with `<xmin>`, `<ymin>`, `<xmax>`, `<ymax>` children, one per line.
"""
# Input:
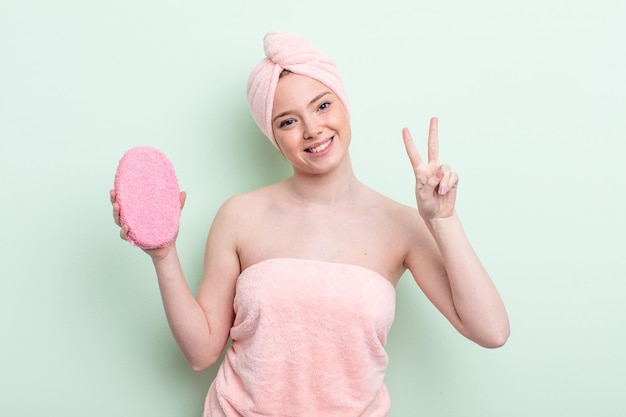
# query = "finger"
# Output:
<box><xmin>428</xmin><ymin>117</ymin><xmax>439</xmax><ymax>164</ymax></box>
<box><xmin>441</xmin><ymin>170</ymin><xmax>459</xmax><ymax>195</ymax></box>
<box><xmin>450</xmin><ymin>172</ymin><xmax>459</xmax><ymax>189</ymax></box>
<box><xmin>120</xmin><ymin>225</ymin><xmax>129</xmax><ymax>241</ymax></box>
<box><xmin>180</xmin><ymin>191</ymin><xmax>187</xmax><ymax>210</ymax></box>
<box><xmin>110</xmin><ymin>190</ymin><xmax>122</xmax><ymax>226</ymax></box>
<box><xmin>438</xmin><ymin>164</ymin><xmax>452</xmax><ymax>195</ymax></box>
<box><xmin>113</xmin><ymin>202</ymin><xmax>121</xmax><ymax>226</ymax></box>
<box><xmin>446</xmin><ymin>172</ymin><xmax>459</xmax><ymax>200</ymax></box>
<box><xmin>402</xmin><ymin>127</ymin><xmax>424</xmax><ymax>173</ymax></box>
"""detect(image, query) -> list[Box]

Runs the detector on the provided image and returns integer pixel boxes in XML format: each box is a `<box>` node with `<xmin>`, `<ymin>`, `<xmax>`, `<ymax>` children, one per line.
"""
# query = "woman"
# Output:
<box><xmin>111</xmin><ymin>31</ymin><xmax>509</xmax><ymax>416</ymax></box>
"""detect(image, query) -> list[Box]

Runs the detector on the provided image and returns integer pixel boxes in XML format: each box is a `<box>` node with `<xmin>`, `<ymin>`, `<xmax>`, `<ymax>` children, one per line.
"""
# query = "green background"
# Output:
<box><xmin>2</xmin><ymin>0</ymin><xmax>625</xmax><ymax>415</ymax></box>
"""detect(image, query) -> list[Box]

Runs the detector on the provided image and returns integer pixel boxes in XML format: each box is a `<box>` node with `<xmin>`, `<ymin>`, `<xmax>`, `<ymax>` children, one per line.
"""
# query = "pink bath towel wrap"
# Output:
<box><xmin>114</xmin><ymin>146</ymin><xmax>181</xmax><ymax>249</ymax></box>
<box><xmin>204</xmin><ymin>258</ymin><xmax>395</xmax><ymax>416</ymax></box>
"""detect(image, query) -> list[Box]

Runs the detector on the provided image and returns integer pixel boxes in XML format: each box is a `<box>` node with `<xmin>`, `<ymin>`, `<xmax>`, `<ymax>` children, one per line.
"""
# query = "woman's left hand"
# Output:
<box><xmin>402</xmin><ymin>117</ymin><xmax>458</xmax><ymax>220</ymax></box>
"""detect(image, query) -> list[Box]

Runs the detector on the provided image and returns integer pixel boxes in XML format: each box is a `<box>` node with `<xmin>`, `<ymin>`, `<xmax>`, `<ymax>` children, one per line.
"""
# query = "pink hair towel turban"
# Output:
<box><xmin>246</xmin><ymin>31</ymin><xmax>350</xmax><ymax>148</ymax></box>
<box><xmin>114</xmin><ymin>146</ymin><xmax>181</xmax><ymax>249</ymax></box>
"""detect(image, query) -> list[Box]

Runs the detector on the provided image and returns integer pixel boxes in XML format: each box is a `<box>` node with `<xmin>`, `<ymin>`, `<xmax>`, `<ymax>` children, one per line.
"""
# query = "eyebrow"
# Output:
<box><xmin>272</xmin><ymin>91</ymin><xmax>332</xmax><ymax>124</ymax></box>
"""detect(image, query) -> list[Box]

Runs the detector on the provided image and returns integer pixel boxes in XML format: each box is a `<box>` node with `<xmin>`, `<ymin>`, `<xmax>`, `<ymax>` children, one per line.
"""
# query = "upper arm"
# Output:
<box><xmin>403</xmin><ymin>215</ymin><xmax>469</xmax><ymax>337</ymax></box>
<box><xmin>195</xmin><ymin>197</ymin><xmax>243</xmax><ymax>359</ymax></box>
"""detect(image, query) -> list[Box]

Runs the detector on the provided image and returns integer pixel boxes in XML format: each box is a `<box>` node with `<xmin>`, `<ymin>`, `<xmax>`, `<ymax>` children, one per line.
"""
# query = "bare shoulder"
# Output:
<box><xmin>361</xmin><ymin>187</ymin><xmax>434</xmax><ymax>249</ymax></box>
<box><xmin>345</xmin><ymin>186</ymin><xmax>435</xmax><ymax>280</ymax></box>
<box><xmin>217</xmin><ymin>182</ymin><xmax>282</xmax><ymax>219</ymax></box>
<box><xmin>210</xmin><ymin>182</ymin><xmax>285</xmax><ymax>243</ymax></box>
<box><xmin>203</xmin><ymin>183</ymin><xmax>283</xmax><ymax>267</ymax></box>
<box><xmin>364</xmin><ymin>188</ymin><xmax>423</xmax><ymax>228</ymax></box>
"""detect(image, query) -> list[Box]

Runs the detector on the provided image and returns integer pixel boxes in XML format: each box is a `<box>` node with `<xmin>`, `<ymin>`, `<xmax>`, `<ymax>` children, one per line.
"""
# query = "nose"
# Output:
<box><xmin>302</xmin><ymin>115</ymin><xmax>322</xmax><ymax>139</ymax></box>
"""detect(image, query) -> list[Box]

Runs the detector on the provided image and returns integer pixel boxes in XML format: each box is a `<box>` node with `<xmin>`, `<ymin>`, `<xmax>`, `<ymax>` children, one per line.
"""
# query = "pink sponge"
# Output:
<box><xmin>114</xmin><ymin>146</ymin><xmax>181</xmax><ymax>249</ymax></box>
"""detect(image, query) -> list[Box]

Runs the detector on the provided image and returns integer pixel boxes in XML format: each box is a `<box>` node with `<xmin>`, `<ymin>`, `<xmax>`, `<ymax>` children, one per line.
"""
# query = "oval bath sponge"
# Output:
<box><xmin>114</xmin><ymin>146</ymin><xmax>181</xmax><ymax>249</ymax></box>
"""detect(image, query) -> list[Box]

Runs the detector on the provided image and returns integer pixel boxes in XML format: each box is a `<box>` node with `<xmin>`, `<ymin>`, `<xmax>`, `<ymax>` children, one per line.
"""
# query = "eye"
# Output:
<box><xmin>318</xmin><ymin>101</ymin><xmax>331</xmax><ymax>111</ymax></box>
<box><xmin>279</xmin><ymin>118</ymin><xmax>295</xmax><ymax>128</ymax></box>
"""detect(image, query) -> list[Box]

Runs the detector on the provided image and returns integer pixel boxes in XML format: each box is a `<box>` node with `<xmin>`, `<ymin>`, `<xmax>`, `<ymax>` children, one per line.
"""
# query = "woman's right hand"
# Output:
<box><xmin>109</xmin><ymin>189</ymin><xmax>187</xmax><ymax>261</ymax></box>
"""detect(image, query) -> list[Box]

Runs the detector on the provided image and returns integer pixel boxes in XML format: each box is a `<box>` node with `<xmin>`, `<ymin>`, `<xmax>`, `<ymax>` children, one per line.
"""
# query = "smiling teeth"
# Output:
<box><xmin>307</xmin><ymin>139</ymin><xmax>332</xmax><ymax>153</ymax></box>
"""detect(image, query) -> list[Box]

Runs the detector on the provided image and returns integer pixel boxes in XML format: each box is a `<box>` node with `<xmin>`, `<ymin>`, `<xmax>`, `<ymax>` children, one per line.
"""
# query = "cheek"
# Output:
<box><xmin>274</xmin><ymin>129</ymin><xmax>299</xmax><ymax>152</ymax></box>
<box><xmin>331</xmin><ymin>111</ymin><xmax>351</xmax><ymax>136</ymax></box>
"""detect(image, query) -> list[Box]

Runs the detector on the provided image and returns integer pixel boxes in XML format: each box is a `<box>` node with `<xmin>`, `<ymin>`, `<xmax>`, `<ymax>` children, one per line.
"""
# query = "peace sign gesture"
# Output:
<box><xmin>402</xmin><ymin>117</ymin><xmax>458</xmax><ymax>220</ymax></box>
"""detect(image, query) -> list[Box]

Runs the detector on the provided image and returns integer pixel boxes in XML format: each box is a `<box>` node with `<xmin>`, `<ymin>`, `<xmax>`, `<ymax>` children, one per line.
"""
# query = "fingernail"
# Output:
<box><xmin>439</xmin><ymin>186</ymin><xmax>447</xmax><ymax>195</ymax></box>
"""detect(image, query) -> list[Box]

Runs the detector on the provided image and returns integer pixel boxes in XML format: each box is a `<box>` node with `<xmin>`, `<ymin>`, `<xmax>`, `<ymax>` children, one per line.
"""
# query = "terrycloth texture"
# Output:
<box><xmin>204</xmin><ymin>258</ymin><xmax>396</xmax><ymax>417</ymax></box>
<box><xmin>114</xmin><ymin>146</ymin><xmax>181</xmax><ymax>249</ymax></box>
<box><xmin>247</xmin><ymin>31</ymin><xmax>351</xmax><ymax>148</ymax></box>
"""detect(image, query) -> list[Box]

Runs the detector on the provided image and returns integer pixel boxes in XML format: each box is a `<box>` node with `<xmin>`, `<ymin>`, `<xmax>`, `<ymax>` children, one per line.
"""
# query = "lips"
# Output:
<box><xmin>305</xmin><ymin>137</ymin><xmax>333</xmax><ymax>153</ymax></box>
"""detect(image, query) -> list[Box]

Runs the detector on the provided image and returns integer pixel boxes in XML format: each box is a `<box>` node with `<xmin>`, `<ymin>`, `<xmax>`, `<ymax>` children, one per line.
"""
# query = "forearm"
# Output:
<box><xmin>151</xmin><ymin>248</ymin><xmax>217</xmax><ymax>369</ymax></box>
<box><xmin>426</xmin><ymin>213</ymin><xmax>510</xmax><ymax>347</ymax></box>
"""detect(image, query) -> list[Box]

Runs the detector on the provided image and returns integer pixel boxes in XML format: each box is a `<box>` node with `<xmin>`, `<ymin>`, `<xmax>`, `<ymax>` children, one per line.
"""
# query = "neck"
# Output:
<box><xmin>286</xmin><ymin>155</ymin><xmax>361</xmax><ymax>206</ymax></box>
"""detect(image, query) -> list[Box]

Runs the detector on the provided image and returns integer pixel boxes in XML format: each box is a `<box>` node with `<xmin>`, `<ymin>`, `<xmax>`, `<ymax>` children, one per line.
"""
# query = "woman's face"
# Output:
<box><xmin>271</xmin><ymin>73</ymin><xmax>351</xmax><ymax>175</ymax></box>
